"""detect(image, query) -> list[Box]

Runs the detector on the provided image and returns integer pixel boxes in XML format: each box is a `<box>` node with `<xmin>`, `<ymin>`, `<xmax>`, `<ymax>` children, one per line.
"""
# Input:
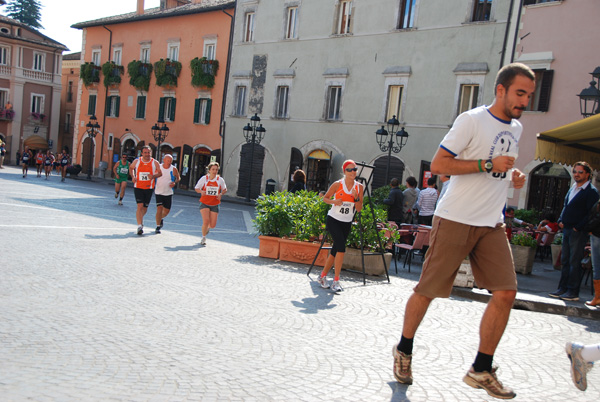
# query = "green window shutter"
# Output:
<box><xmin>158</xmin><ymin>97</ymin><xmax>165</xmax><ymax>121</ymax></box>
<box><xmin>193</xmin><ymin>99</ymin><xmax>200</xmax><ymax>123</ymax></box>
<box><xmin>115</xmin><ymin>96</ymin><xmax>120</xmax><ymax>117</ymax></box>
<box><xmin>170</xmin><ymin>98</ymin><xmax>176</xmax><ymax>121</ymax></box>
<box><xmin>136</xmin><ymin>96</ymin><xmax>146</xmax><ymax>119</ymax></box>
<box><xmin>88</xmin><ymin>95</ymin><xmax>96</xmax><ymax>115</ymax></box>
<box><xmin>106</xmin><ymin>96</ymin><xmax>112</xmax><ymax>116</ymax></box>
<box><xmin>205</xmin><ymin>99</ymin><xmax>212</xmax><ymax>124</ymax></box>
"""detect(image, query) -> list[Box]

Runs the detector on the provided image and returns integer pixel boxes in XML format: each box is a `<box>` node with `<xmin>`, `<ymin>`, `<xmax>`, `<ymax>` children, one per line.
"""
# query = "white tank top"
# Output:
<box><xmin>155</xmin><ymin>164</ymin><xmax>175</xmax><ymax>196</ymax></box>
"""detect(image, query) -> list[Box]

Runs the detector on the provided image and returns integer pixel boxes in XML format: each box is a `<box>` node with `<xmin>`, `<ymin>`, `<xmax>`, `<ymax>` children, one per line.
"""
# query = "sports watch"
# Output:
<box><xmin>484</xmin><ymin>159</ymin><xmax>493</xmax><ymax>173</ymax></box>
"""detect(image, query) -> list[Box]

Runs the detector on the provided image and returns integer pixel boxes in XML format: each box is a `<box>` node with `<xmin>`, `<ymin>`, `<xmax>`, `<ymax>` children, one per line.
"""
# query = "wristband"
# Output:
<box><xmin>478</xmin><ymin>159</ymin><xmax>484</xmax><ymax>173</ymax></box>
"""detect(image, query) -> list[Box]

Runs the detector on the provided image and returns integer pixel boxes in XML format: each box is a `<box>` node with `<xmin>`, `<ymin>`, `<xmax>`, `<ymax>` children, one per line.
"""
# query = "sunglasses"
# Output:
<box><xmin>572</xmin><ymin>170</ymin><xmax>585</xmax><ymax>174</ymax></box>
<box><xmin>345</xmin><ymin>167</ymin><xmax>358</xmax><ymax>172</ymax></box>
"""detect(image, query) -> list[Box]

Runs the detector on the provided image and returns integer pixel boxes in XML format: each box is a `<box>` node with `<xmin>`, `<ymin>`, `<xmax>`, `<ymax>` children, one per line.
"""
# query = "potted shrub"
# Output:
<box><xmin>551</xmin><ymin>233</ymin><xmax>562</xmax><ymax>270</ymax></box>
<box><xmin>510</xmin><ymin>231</ymin><xmax>537</xmax><ymax>274</ymax></box>
<box><xmin>253</xmin><ymin>191</ymin><xmax>293</xmax><ymax>259</ymax></box>
<box><xmin>127</xmin><ymin>60</ymin><xmax>153</xmax><ymax>91</ymax></box>
<box><xmin>101</xmin><ymin>61</ymin><xmax>124</xmax><ymax>88</ymax></box>
<box><xmin>190</xmin><ymin>57</ymin><xmax>219</xmax><ymax>88</ymax></box>
<box><xmin>80</xmin><ymin>62</ymin><xmax>101</xmax><ymax>87</ymax></box>
<box><xmin>154</xmin><ymin>58</ymin><xmax>182</xmax><ymax>88</ymax></box>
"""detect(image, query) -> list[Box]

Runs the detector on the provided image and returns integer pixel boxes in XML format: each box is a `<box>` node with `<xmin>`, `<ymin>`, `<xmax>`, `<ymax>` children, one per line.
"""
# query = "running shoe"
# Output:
<box><xmin>392</xmin><ymin>344</ymin><xmax>413</xmax><ymax>384</ymax></box>
<box><xmin>463</xmin><ymin>365</ymin><xmax>516</xmax><ymax>399</ymax></box>
<box><xmin>331</xmin><ymin>280</ymin><xmax>343</xmax><ymax>292</ymax></box>
<box><xmin>137</xmin><ymin>226</ymin><xmax>143</xmax><ymax>235</ymax></box>
<box><xmin>317</xmin><ymin>275</ymin><xmax>329</xmax><ymax>289</ymax></box>
<box><xmin>566</xmin><ymin>341</ymin><xmax>594</xmax><ymax>391</ymax></box>
<box><xmin>118</xmin><ymin>200</ymin><xmax>123</xmax><ymax>205</ymax></box>
<box><xmin>155</xmin><ymin>226</ymin><xmax>161</xmax><ymax>234</ymax></box>
<box><xmin>115</xmin><ymin>192</ymin><xmax>118</xmax><ymax>198</ymax></box>
<box><xmin>201</xmin><ymin>236</ymin><xmax>206</xmax><ymax>245</ymax></box>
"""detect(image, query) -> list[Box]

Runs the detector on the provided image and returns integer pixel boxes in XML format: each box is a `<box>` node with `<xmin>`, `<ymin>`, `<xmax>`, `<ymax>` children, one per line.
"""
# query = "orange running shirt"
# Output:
<box><xmin>134</xmin><ymin>158</ymin><xmax>157</xmax><ymax>189</ymax></box>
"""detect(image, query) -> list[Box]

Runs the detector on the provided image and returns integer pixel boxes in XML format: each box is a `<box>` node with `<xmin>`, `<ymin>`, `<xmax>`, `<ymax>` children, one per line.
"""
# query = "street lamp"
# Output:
<box><xmin>375</xmin><ymin>115</ymin><xmax>409</xmax><ymax>184</ymax></box>
<box><xmin>151</xmin><ymin>119</ymin><xmax>170</xmax><ymax>161</ymax></box>
<box><xmin>85</xmin><ymin>115</ymin><xmax>100</xmax><ymax>180</ymax></box>
<box><xmin>242</xmin><ymin>113</ymin><xmax>267</xmax><ymax>202</ymax></box>
<box><xmin>578</xmin><ymin>66</ymin><xmax>600</xmax><ymax>118</ymax></box>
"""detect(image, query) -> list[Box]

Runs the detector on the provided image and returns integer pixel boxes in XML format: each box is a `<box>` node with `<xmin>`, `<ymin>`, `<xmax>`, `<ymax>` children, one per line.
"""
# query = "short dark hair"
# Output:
<box><xmin>406</xmin><ymin>176</ymin><xmax>417</xmax><ymax>188</ymax></box>
<box><xmin>506</xmin><ymin>207</ymin><xmax>515</xmax><ymax>213</ymax></box>
<box><xmin>427</xmin><ymin>177</ymin><xmax>437</xmax><ymax>186</ymax></box>
<box><xmin>574</xmin><ymin>161</ymin><xmax>592</xmax><ymax>175</ymax></box>
<box><xmin>494</xmin><ymin>62</ymin><xmax>535</xmax><ymax>95</ymax></box>
<box><xmin>390</xmin><ymin>178</ymin><xmax>399</xmax><ymax>187</ymax></box>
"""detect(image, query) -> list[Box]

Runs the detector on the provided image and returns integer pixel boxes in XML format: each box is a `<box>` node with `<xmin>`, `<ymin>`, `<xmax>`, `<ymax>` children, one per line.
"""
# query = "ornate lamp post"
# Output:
<box><xmin>578</xmin><ymin>66</ymin><xmax>600</xmax><ymax>118</ymax></box>
<box><xmin>375</xmin><ymin>115</ymin><xmax>409</xmax><ymax>184</ymax></box>
<box><xmin>151</xmin><ymin>119</ymin><xmax>170</xmax><ymax>161</ymax></box>
<box><xmin>85</xmin><ymin>115</ymin><xmax>100</xmax><ymax>180</ymax></box>
<box><xmin>242</xmin><ymin>113</ymin><xmax>266</xmax><ymax>202</ymax></box>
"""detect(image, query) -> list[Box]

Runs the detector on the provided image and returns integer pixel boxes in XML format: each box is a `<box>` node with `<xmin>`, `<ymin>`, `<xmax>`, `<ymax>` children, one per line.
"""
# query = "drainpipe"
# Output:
<box><xmin>220</xmin><ymin>5</ymin><xmax>236</xmax><ymax>175</ymax></box>
<box><xmin>100</xmin><ymin>25</ymin><xmax>112</xmax><ymax>172</ymax></box>
<box><xmin>499</xmin><ymin>0</ymin><xmax>516</xmax><ymax>69</ymax></box>
<box><xmin>509</xmin><ymin>0</ymin><xmax>524</xmax><ymax>63</ymax></box>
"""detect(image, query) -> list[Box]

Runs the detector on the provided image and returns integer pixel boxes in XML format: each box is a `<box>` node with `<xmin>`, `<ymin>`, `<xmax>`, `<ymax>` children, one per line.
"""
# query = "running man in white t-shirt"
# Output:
<box><xmin>392</xmin><ymin>63</ymin><xmax>536</xmax><ymax>400</ymax></box>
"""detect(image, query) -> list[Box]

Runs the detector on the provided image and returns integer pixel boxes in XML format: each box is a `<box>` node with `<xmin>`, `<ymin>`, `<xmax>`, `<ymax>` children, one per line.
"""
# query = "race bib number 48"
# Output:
<box><xmin>335</xmin><ymin>201</ymin><xmax>354</xmax><ymax>215</ymax></box>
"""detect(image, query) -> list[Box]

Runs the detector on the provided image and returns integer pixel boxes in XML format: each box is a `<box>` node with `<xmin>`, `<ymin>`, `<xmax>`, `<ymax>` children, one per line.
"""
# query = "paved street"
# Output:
<box><xmin>0</xmin><ymin>166</ymin><xmax>598</xmax><ymax>401</ymax></box>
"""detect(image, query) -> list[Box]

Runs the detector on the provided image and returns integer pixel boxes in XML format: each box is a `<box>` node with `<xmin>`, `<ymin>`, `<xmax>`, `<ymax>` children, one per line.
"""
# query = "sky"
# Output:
<box><xmin>1</xmin><ymin>0</ymin><xmax>161</xmax><ymax>54</ymax></box>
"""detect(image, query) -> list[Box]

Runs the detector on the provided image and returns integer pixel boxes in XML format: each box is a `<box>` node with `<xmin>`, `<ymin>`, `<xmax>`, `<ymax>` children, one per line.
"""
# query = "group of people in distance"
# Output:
<box><xmin>122</xmin><ymin>145</ymin><xmax>226</xmax><ymax>245</ymax></box>
<box><xmin>20</xmin><ymin>146</ymin><xmax>71</xmax><ymax>181</ymax></box>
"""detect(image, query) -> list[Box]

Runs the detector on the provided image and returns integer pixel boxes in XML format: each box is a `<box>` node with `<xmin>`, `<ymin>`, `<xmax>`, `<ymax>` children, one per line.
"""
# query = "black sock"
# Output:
<box><xmin>473</xmin><ymin>352</ymin><xmax>493</xmax><ymax>372</ymax></box>
<box><xmin>119</xmin><ymin>197</ymin><xmax>123</xmax><ymax>201</ymax></box>
<box><xmin>397</xmin><ymin>336</ymin><xmax>414</xmax><ymax>355</ymax></box>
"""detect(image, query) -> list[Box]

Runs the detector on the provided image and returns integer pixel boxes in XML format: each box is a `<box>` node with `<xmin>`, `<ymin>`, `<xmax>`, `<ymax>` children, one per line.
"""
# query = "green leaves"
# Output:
<box><xmin>190</xmin><ymin>57</ymin><xmax>219</xmax><ymax>88</ymax></box>
<box><xmin>510</xmin><ymin>231</ymin><xmax>537</xmax><ymax>248</ymax></box>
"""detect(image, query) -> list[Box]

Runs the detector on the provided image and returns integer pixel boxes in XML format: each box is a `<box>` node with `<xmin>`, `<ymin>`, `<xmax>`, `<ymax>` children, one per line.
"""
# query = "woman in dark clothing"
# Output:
<box><xmin>290</xmin><ymin>169</ymin><xmax>306</xmax><ymax>193</ymax></box>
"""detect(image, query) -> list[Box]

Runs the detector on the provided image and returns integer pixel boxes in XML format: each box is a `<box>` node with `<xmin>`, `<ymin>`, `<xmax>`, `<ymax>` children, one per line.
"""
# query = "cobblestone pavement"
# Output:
<box><xmin>0</xmin><ymin>167</ymin><xmax>598</xmax><ymax>401</ymax></box>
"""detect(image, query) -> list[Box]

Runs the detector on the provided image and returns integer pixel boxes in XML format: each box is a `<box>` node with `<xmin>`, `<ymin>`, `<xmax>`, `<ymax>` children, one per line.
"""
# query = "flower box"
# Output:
<box><xmin>279</xmin><ymin>238</ymin><xmax>329</xmax><ymax>267</ymax></box>
<box><xmin>258</xmin><ymin>235</ymin><xmax>280</xmax><ymax>259</ymax></box>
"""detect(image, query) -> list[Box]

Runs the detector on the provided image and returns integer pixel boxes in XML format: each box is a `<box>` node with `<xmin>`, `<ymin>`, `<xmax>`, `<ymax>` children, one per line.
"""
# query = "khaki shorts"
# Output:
<box><xmin>414</xmin><ymin>216</ymin><xmax>517</xmax><ymax>298</ymax></box>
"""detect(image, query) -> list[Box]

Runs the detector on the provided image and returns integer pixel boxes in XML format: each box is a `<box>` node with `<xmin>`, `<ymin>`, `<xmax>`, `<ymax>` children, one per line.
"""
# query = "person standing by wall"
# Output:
<box><xmin>392</xmin><ymin>63</ymin><xmax>536</xmax><ymax>399</ymax></box>
<box><xmin>415</xmin><ymin>177</ymin><xmax>439</xmax><ymax>226</ymax></box>
<box><xmin>549</xmin><ymin>161</ymin><xmax>599</xmax><ymax>301</ymax></box>
<box><xmin>290</xmin><ymin>169</ymin><xmax>306</xmax><ymax>193</ymax></box>
<box><xmin>383</xmin><ymin>177</ymin><xmax>404</xmax><ymax>227</ymax></box>
<box><xmin>129</xmin><ymin>146</ymin><xmax>162</xmax><ymax>235</ymax></box>
<box><xmin>402</xmin><ymin>176</ymin><xmax>419</xmax><ymax>224</ymax></box>
<box><xmin>154</xmin><ymin>154</ymin><xmax>180</xmax><ymax>234</ymax></box>
<box><xmin>195</xmin><ymin>162</ymin><xmax>227</xmax><ymax>245</ymax></box>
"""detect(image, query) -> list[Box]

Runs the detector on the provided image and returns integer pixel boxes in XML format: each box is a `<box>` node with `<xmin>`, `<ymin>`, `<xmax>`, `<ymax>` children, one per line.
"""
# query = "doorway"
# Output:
<box><xmin>527</xmin><ymin>163</ymin><xmax>571</xmax><ymax>218</ymax></box>
<box><xmin>288</xmin><ymin>147</ymin><xmax>303</xmax><ymax>191</ymax></box>
<box><xmin>306</xmin><ymin>149</ymin><xmax>331</xmax><ymax>193</ymax></box>
<box><xmin>372</xmin><ymin>156</ymin><xmax>405</xmax><ymax>190</ymax></box>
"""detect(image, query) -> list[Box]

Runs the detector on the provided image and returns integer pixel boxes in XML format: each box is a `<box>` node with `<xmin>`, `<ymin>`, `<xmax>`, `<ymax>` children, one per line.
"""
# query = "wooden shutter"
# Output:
<box><xmin>115</xmin><ymin>96</ymin><xmax>120</xmax><ymax>117</ymax></box>
<box><xmin>205</xmin><ymin>99</ymin><xmax>212</xmax><ymax>124</ymax></box>
<box><xmin>193</xmin><ymin>99</ymin><xmax>200</xmax><ymax>123</ymax></box>
<box><xmin>538</xmin><ymin>70</ymin><xmax>553</xmax><ymax>112</ymax></box>
<box><xmin>170</xmin><ymin>98</ymin><xmax>176</xmax><ymax>121</ymax></box>
<box><xmin>158</xmin><ymin>97</ymin><xmax>165</xmax><ymax>121</ymax></box>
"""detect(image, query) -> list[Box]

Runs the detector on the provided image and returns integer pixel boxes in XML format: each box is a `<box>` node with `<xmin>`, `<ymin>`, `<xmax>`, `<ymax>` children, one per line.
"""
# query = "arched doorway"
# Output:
<box><xmin>306</xmin><ymin>149</ymin><xmax>331</xmax><ymax>193</ymax></box>
<box><xmin>191</xmin><ymin>146</ymin><xmax>212</xmax><ymax>187</ymax></box>
<box><xmin>236</xmin><ymin>142</ymin><xmax>265</xmax><ymax>199</ymax></box>
<box><xmin>81</xmin><ymin>137</ymin><xmax>94</xmax><ymax>176</ymax></box>
<box><xmin>122</xmin><ymin>139</ymin><xmax>136</xmax><ymax>163</ymax></box>
<box><xmin>372</xmin><ymin>156</ymin><xmax>405</xmax><ymax>189</ymax></box>
<box><xmin>527</xmin><ymin>163</ymin><xmax>571</xmax><ymax>218</ymax></box>
<box><xmin>288</xmin><ymin>147</ymin><xmax>303</xmax><ymax>190</ymax></box>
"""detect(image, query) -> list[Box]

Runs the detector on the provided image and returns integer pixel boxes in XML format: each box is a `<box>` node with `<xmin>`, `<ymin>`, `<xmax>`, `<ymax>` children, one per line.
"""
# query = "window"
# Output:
<box><xmin>159</xmin><ymin>97</ymin><xmax>176</xmax><ymax>122</ymax></box>
<box><xmin>523</xmin><ymin>0</ymin><xmax>558</xmax><ymax>4</ymax></box>
<box><xmin>136</xmin><ymin>95</ymin><xmax>146</xmax><ymax>119</ymax></box>
<box><xmin>64</xmin><ymin>113</ymin><xmax>71</xmax><ymax>133</ymax></box>
<box><xmin>244</xmin><ymin>12</ymin><xmax>255</xmax><ymax>42</ymax></box>
<box><xmin>337</xmin><ymin>1</ymin><xmax>352</xmax><ymax>34</ymax></box>
<box><xmin>113</xmin><ymin>48</ymin><xmax>122</xmax><ymax>65</ymax></box>
<box><xmin>168</xmin><ymin>44</ymin><xmax>179</xmax><ymax>61</ymax></box>
<box><xmin>386</xmin><ymin>85</ymin><xmax>403</xmax><ymax>121</ymax></box>
<box><xmin>326</xmin><ymin>86</ymin><xmax>342</xmax><ymax>120</ymax></box>
<box><xmin>67</xmin><ymin>81</ymin><xmax>73</xmax><ymax>102</ymax></box>
<box><xmin>0</xmin><ymin>89</ymin><xmax>8</xmax><ymax>108</ymax></box>
<box><xmin>275</xmin><ymin>86</ymin><xmax>290</xmax><ymax>118</ymax></box>
<box><xmin>91</xmin><ymin>50</ymin><xmax>101</xmax><ymax>66</ymax></box>
<box><xmin>472</xmin><ymin>0</ymin><xmax>492</xmax><ymax>22</ymax></box>
<box><xmin>397</xmin><ymin>0</ymin><xmax>417</xmax><ymax>29</ymax></box>
<box><xmin>0</xmin><ymin>47</ymin><xmax>8</xmax><ymax>65</ymax></box>
<box><xmin>527</xmin><ymin>69</ymin><xmax>553</xmax><ymax>112</ymax></box>
<box><xmin>88</xmin><ymin>94</ymin><xmax>97</xmax><ymax>115</ymax></box>
<box><xmin>234</xmin><ymin>86</ymin><xmax>247</xmax><ymax>116</ymax></box>
<box><xmin>286</xmin><ymin>6</ymin><xmax>299</xmax><ymax>39</ymax></box>
<box><xmin>33</xmin><ymin>53</ymin><xmax>44</xmax><ymax>71</ymax></box>
<box><xmin>107</xmin><ymin>95</ymin><xmax>120</xmax><ymax>117</ymax></box>
<box><xmin>140</xmin><ymin>46</ymin><xmax>150</xmax><ymax>63</ymax></box>
<box><xmin>458</xmin><ymin>84</ymin><xmax>479</xmax><ymax>114</ymax></box>
<box><xmin>194</xmin><ymin>98</ymin><xmax>212</xmax><ymax>124</ymax></box>
<box><xmin>31</xmin><ymin>94</ymin><xmax>44</xmax><ymax>114</ymax></box>
<box><xmin>204</xmin><ymin>43</ymin><xmax>216</xmax><ymax>60</ymax></box>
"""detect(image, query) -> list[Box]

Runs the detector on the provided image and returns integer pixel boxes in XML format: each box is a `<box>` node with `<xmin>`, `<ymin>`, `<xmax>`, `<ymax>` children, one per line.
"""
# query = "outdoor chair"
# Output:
<box><xmin>394</xmin><ymin>229</ymin><xmax>429</xmax><ymax>273</ymax></box>
<box><xmin>535</xmin><ymin>232</ymin><xmax>555</xmax><ymax>262</ymax></box>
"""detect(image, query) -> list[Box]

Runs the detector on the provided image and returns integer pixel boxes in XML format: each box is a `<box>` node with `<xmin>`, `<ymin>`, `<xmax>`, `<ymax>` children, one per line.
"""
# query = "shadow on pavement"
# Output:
<box><xmin>291</xmin><ymin>281</ymin><xmax>337</xmax><ymax>314</ymax></box>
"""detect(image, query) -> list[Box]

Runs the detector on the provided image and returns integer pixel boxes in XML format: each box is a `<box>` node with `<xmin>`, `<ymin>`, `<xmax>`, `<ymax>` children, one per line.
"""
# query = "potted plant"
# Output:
<box><xmin>253</xmin><ymin>191</ymin><xmax>293</xmax><ymax>259</ymax></box>
<box><xmin>127</xmin><ymin>60</ymin><xmax>153</xmax><ymax>91</ymax></box>
<box><xmin>101</xmin><ymin>61</ymin><xmax>124</xmax><ymax>88</ymax></box>
<box><xmin>80</xmin><ymin>62</ymin><xmax>101</xmax><ymax>87</ymax></box>
<box><xmin>190</xmin><ymin>57</ymin><xmax>219</xmax><ymax>88</ymax></box>
<box><xmin>551</xmin><ymin>233</ymin><xmax>562</xmax><ymax>270</ymax></box>
<box><xmin>510</xmin><ymin>231</ymin><xmax>537</xmax><ymax>274</ymax></box>
<box><xmin>0</xmin><ymin>108</ymin><xmax>15</xmax><ymax>121</ymax></box>
<box><xmin>154</xmin><ymin>58</ymin><xmax>182</xmax><ymax>88</ymax></box>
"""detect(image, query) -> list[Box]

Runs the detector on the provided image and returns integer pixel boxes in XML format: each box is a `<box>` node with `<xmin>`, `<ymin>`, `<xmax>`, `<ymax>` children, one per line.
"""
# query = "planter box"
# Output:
<box><xmin>511</xmin><ymin>244</ymin><xmax>536</xmax><ymax>275</ymax></box>
<box><xmin>258</xmin><ymin>235</ymin><xmax>280</xmax><ymax>259</ymax></box>
<box><xmin>551</xmin><ymin>244</ymin><xmax>562</xmax><ymax>270</ymax></box>
<box><xmin>279</xmin><ymin>238</ymin><xmax>329</xmax><ymax>267</ymax></box>
<box><xmin>453</xmin><ymin>259</ymin><xmax>475</xmax><ymax>288</ymax></box>
<box><xmin>341</xmin><ymin>248</ymin><xmax>392</xmax><ymax>276</ymax></box>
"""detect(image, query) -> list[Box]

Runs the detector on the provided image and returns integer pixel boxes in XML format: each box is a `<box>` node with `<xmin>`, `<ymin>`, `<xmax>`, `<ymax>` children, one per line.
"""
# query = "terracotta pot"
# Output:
<box><xmin>279</xmin><ymin>238</ymin><xmax>329</xmax><ymax>267</ymax></box>
<box><xmin>258</xmin><ymin>235</ymin><xmax>280</xmax><ymax>259</ymax></box>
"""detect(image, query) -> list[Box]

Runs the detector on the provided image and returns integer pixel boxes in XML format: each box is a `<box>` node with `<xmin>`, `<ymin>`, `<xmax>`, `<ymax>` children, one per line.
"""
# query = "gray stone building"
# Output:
<box><xmin>222</xmin><ymin>0</ymin><xmax>518</xmax><ymax>198</ymax></box>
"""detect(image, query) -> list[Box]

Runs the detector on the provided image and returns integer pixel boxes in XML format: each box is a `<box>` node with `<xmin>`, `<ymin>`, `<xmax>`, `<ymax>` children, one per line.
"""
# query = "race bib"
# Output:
<box><xmin>206</xmin><ymin>185</ymin><xmax>219</xmax><ymax>196</ymax></box>
<box><xmin>139</xmin><ymin>172</ymin><xmax>150</xmax><ymax>181</ymax></box>
<box><xmin>334</xmin><ymin>201</ymin><xmax>354</xmax><ymax>216</ymax></box>
<box><xmin>119</xmin><ymin>167</ymin><xmax>129</xmax><ymax>175</ymax></box>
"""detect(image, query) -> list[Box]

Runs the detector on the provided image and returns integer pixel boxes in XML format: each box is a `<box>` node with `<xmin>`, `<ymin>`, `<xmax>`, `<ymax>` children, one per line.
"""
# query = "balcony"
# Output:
<box><xmin>23</xmin><ymin>69</ymin><xmax>52</xmax><ymax>82</ymax></box>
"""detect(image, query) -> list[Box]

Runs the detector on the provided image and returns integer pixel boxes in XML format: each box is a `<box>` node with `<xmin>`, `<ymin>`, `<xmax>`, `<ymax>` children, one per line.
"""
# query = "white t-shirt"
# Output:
<box><xmin>434</xmin><ymin>106</ymin><xmax>522</xmax><ymax>227</ymax></box>
<box><xmin>194</xmin><ymin>175</ymin><xmax>227</xmax><ymax>193</ymax></box>
<box><xmin>155</xmin><ymin>164</ymin><xmax>176</xmax><ymax>196</ymax></box>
